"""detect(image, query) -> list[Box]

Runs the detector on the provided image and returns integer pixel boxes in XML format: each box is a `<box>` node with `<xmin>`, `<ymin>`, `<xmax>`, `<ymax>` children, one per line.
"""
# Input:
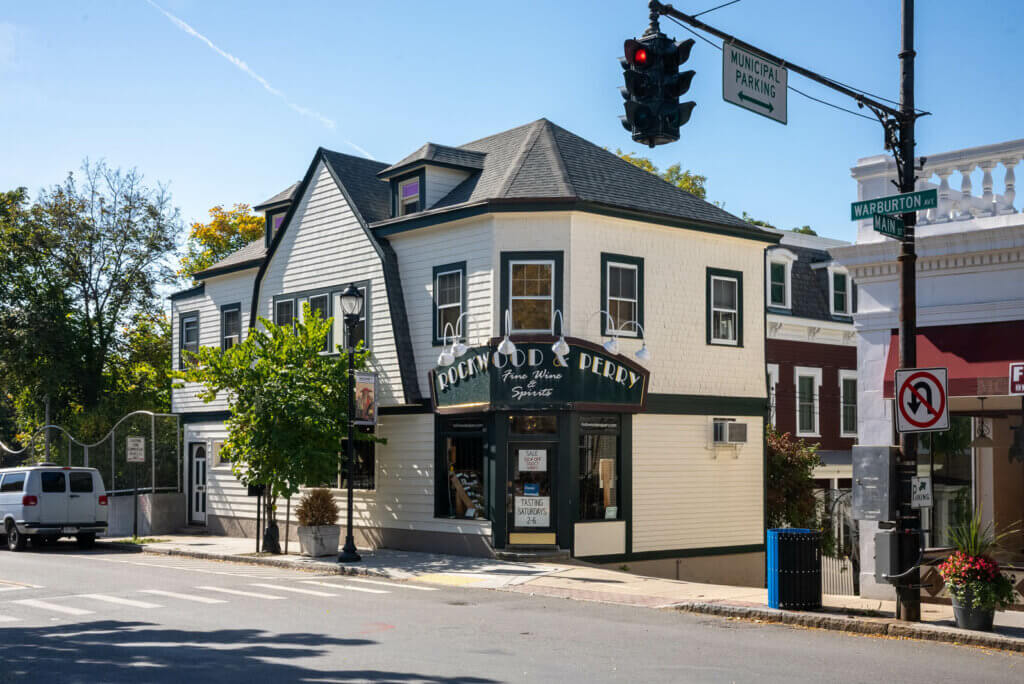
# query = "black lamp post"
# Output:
<box><xmin>338</xmin><ymin>283</ymin><xmax>363</xmax><ymax>563</ymax></box>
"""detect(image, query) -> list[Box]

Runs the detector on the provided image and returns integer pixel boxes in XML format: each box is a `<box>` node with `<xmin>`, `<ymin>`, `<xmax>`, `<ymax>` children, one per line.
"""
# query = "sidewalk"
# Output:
<box><xmin>102</xmin><ymin>534</ymin><xmax>1024</xmax><ymax>653</ymax></box>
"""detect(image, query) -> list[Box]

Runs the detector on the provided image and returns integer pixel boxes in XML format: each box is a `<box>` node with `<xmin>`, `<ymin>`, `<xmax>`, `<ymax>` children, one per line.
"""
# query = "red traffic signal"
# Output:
<box><xmin>623</xmin><ymin>39</ymin><xmax>652</xmax><ymax>68</ymax></box>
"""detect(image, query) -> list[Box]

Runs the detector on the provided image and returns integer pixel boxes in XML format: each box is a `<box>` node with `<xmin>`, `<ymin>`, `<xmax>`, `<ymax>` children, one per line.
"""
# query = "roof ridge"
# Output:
<box><xmin>543</xmin><ymin>121</ymin><xmax>576</xmax><ymax>198</ymax></box>
<box><xmin>457</xmin><ymin>118</ymin><xmax>545</xmax><ymax>150</ymax></box>
<box><xmin>496</xmin><ymin>119</ymin><xmax>547</xmax><ymax>198</ymax></box>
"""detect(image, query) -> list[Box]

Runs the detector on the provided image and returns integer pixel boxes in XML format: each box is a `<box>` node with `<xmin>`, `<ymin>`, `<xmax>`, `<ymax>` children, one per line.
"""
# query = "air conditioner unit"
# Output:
<box><xmin>727</xmin><ymin>422</ymin><xmax>748</xmax><ymax>444</ymax></box>
<box><xmin>713</xmin><ymin>419</ymin><xmax>748</xmax><ymax>445</ymax></box>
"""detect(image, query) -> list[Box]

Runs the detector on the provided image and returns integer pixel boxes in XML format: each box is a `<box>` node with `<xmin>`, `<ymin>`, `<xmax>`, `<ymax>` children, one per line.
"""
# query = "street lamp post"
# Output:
<box><xmin>338</xmin><ymin>283</ymin><xmax>363</xmax><ymax>564</ymax></box>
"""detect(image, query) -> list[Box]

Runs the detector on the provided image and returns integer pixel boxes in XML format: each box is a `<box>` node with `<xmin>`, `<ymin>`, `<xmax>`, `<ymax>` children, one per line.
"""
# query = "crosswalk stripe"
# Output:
<box><xmin>250</xmin><ymin>583</ymin><xmax>337</xmax><ymax>597</ymax></box>
<box><xmin>78</xmin><ymin>594</ymin><xmax>163</xmax><ymax>609</ymax></box>
<box><xmin>14</xmin><ymin>599</ymin><xmax>93</xmax><ymax>616</ymax></box>
<box><xmin>334</xmin><ymin>577</ymin><xmax>438</xmax><ymax>592</ymax></box>
<box><xmin>138</xmin><ymin>590</ymin><xmax>226</xmax><ymax>604</ymax></box>
<box><xmin>300</xmin><ymin>580</ymin><xmax>388</xmax><ymax>595</ymax></box>
<box><xmin>197</xmin><ymin>586</ymin><xmax>287</xmax><ymax>600</ymax></box>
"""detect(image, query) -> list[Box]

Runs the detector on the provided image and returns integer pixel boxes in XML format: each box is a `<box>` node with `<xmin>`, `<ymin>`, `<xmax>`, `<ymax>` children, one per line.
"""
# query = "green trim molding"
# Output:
<box><xmin>646</xmin><ymin>393</ymin><xmax>768</xmax><ymax>416</ymax></box>
<box><xmin>600</xmin><ymin>252</ymin><xmax>644</xmax><ymax>338</ymax></box>
<box><xmin>706</xmin><ymin>266</ymin><xmax>744</xmax><ymax>348</ymax></box>
<box><xmin>578</xmin><ymin>543</ymin><xmax>765</xmax><ymax>564</ymax></box>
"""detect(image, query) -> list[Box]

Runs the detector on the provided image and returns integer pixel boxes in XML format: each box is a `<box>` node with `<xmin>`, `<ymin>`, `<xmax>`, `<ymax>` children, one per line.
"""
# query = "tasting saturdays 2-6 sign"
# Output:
<box><xmin>430</xmin><ymin>337</ymin><xmax>649</xmax><ymax>412</ymax></box>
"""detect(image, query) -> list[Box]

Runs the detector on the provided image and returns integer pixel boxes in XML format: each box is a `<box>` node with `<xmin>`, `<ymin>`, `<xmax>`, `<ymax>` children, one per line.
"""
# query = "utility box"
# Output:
<box><xmin>852</xmin><ymin>445</ymin><xmax>899</xmax><ymax>521</ymax></box>
<box><xmin>874</xmin><ymin>529</ymin><xmax>901</xmax><ymax>583</ymax></box>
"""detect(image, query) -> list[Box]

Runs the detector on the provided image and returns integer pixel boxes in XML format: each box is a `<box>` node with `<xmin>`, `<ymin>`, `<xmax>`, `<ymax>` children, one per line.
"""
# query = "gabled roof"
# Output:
<box><xmin>369</xmin><ymin>118</ymin><xmax>775</xmax><ymax>241</ymax></box>
<box><xmin>253</xmin><ymin>181</ymin><xmax>300</xmax><ymax>211</ymax></box>
<box><xmin>377</xmin><ymin>143</ymin><xmax>486</xmax><ymax>178</ymax></box>
<box><xmin>190</xmin><ymin>240</ymin><xmax>267</xmax><ymax>280</ymax></box>
<box><xmin>319</xmin><ymin>150</ymin><xmax>391</xmax><ymax>224</ymax></box>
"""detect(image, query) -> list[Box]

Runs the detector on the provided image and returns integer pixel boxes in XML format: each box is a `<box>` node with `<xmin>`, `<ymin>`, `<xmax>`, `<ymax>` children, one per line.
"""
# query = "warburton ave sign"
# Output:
<box><xmin>430</xmin><ymin>337</ymin><xmax>650</xmax><ymax>413</ymax></box>
<box><xmin>850</xmin><ymin>189</ymin><xmax>938</xmax><ymax>221</ymax></box>
<box><xmin>722</xmin><ymin>43</ymin><xmax>787</xmax><ymax>125</ymax></box>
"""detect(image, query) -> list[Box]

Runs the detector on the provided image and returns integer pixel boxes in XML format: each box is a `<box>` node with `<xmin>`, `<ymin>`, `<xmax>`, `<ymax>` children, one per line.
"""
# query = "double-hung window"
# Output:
<box><xmin>707</xmin><ymin>268</ymin><xmax>742</xmax><ymax>346</ymax></box>
<box><xmin>307</xmin><ymin>294</ymin><xmax>331</xmax><ymax>353</ymax></box>
<box><xmin>221</xmin><ymin>304</ymin><xmax>241</xmax><ymax>350</ymax></box>
<box><xmin>828</xmin><ymin>265</ymin><xmax>852</xmax><ymax>316</ymax></box>
<box><xmin>275</xmin><ymin>299</ymin><xmax>295</xmax><ymax>328</ymax></box>
<box><xmin>433</xmin><ymin>262</ymin><xmax>466</xmax><ymax>344</ymax></box>
<box><xmin>840</xmin><ymin>370</ymin><xmax>858</xmax><ymax>438</ymax></box>
<box><xmin>795</xmin><ymin>366</ymin><xmax>822</xmax><ymax>437</ymax></box>
<box><xmin>180</xmin><ymin>313</ymin><xmax>199</xmax><ymax>368</ymax></box>
<box><xmin>509</xmin><ymin>260</ymin><xmax>554</xmax><ymax>333</ymax></box>
<box><xmin>602</xmin><ymin>254</ymin><xmax>643</xmax><ymax>337</ymax></box>
<box><xmin>397</xmin><ymin>177</ymin><xmax>421</xmax><ymax>216</ymax></box>
<box><xmin>766</xmin><ymin>249</ymin><xmax>796</xmax><ymax>309</ymax></box>
<box><xmin>769</xmin><ymin>262</ymin><xmax>787</xmax><ymax>307</ymax></box>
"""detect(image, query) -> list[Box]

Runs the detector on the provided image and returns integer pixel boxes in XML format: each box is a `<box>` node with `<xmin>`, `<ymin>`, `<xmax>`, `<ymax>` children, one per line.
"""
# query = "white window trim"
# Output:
<box><xmin>435</xmin><ymin>268</ymin><xmax>463</xmax><ymax>339</ymax></box>
<box><xmin>509</xmin><ymin>259</ymin><xmax>555</xmax><ymax>334</ymax></box>
<box><xmin>765</xmin><ymin>248</ymin><xmax>797</xmax><ymax>310</ymax></box>
<box><xmin>710</xmin><ymin>275</ymin><xmax>739</xmax><ymax>345</ymax></box>
<box><xmin>606</xmin><ymin>261</ymin><xmax>639</xmax><ymax>337</ymax></box>
<box><xmin>839</xmin><ymin>369</ymin><xmax>858</xmax><ymax>438</ymax></box>
<box><xmin>794</xmin><ymin>366</ymin><xmax>823</xmax><ymax>438</ymax></box>
<box><xmin>827</xmin><ymin>264</ymin><xmax>851</xmax><ymax>316</ymax></box>
<box><xmin>767</xmin><ymin>363</ymin><xmax>780</xmax><ymax>427</ymax></box>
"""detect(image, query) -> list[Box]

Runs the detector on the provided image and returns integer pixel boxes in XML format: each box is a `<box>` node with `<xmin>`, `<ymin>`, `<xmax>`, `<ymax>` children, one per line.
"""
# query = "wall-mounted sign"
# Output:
<box><xmin>353</xmin><ymin>371</ymin><xmax>377</xmax><ymax>426</ymax></box>
<box><xmin>429</xmin><ymin>337</ymin><xmax>649</xmax><ymax>413</ymax></box>
<box><xmin>1010</xmin><ymin>362</ymin><xmax>1024</xmax><ymax>395</ymax></box>
<box><xmin>126</xmin><ymin>437</ymin><xmax>146</xmax><ymax>463</ymax></box>
<box><xmin>518</xmin><ymin>449</ymin><xmax>547</xmax><ymax>472</ymax></box>
<box><xmin>514</xmin><ymin>496</ymin><xmax>550</xmax><ymax>527</ymax></box>
<box><xmin>911</xmin><ymin>476</ymin><xmax>932</xmax><ymax>509</ymax></box>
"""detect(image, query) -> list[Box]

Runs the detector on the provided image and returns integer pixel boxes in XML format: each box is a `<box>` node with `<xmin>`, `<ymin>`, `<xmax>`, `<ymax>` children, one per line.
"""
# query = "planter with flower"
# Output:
<box><xmin>937</xmin><ymin>512</ymin><xmax>1019</xmax><ymax>631</ymax></box>
<box><xmin>296</xmin><ymin>488</ymin><xmax>341</xmax><ymax>557</ymax></box>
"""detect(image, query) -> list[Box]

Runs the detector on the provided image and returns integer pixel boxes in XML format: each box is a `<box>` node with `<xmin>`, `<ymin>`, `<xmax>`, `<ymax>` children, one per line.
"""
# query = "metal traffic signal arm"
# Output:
<box><xmin>644</xmin><ymin>0</ymin><xmax>930</xmax><ymax>622</ymax></box>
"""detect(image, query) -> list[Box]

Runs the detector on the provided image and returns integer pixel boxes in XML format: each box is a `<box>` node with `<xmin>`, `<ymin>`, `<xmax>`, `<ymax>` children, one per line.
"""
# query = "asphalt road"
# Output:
<box><xmin>0</xmin><ymin>544</ymin><xmax>1020</xmax><ymax>683</ymax></box>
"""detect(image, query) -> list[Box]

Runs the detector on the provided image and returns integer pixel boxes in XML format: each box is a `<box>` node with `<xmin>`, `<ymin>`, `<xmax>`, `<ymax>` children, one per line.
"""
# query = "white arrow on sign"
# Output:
<box><xmin>895</xmin><ymin>367</ymin><xmax>949</xmax><ymax>434</ymax></box>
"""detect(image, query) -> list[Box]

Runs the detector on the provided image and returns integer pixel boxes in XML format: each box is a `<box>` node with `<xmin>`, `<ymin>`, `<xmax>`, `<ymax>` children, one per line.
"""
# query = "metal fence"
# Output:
<box><xmin>0</xmin><ymin>411</ymin><xmax>181</xmax><ymax>496</ymax></box>
<box><xmin>822</xmin><ymin>555</ymin><xmax>857</xmax><ymax>596</ymax></box>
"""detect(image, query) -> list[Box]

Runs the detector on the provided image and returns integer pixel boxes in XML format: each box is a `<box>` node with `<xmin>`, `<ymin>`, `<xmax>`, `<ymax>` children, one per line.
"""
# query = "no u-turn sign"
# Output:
<box><xmin>895</xmin><ymin>368</ymin><xmax>949</xmax><ymax>434</ymax></box>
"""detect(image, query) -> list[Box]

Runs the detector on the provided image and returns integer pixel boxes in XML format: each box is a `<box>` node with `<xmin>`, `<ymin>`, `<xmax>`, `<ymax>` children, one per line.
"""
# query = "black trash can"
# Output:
<box><xmin>767</xmin><ymin>528</ymin><xmax>822</xmax><ymax>610</ymax></box>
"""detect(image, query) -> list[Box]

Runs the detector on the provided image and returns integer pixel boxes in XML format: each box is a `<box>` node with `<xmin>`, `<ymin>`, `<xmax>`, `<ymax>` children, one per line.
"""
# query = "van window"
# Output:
<box><xmin>40</xmin><ymin>472</ymin><xmax>66</xmax><ymax>493</ymax></box>
<box><xmin>70</xmin><ymin>472</ymin><xmax>94</xmax><ymax>493</ymax></box>
<box><xmin>0</xmin><ymin>473</ymin><xmax>26</xmax><ymax>493</ymax></box>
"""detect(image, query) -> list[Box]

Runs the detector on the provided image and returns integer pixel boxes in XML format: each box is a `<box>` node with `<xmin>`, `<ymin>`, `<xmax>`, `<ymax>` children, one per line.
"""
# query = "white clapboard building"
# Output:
<box><xmin>170</xmin><ymin>119</ymin><xmax>779</xmax><ymax>585</ymax></box>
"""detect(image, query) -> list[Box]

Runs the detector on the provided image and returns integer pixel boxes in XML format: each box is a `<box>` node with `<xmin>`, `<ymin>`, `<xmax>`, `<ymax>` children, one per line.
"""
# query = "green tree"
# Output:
<box><xmin>180</xmin><ymin>204</ymin><xmax>265</xmax><ymax>277</ymax></box>
<box><xmin>790</xmin><ymin>225</ymin><xmax>817</xmax><ymax>236</ymax></box>
<box><xmin>173</xmin><ymin>304</ymin><xmax>378</xmax><ymax>553</ymax></box>
<box><xmin>766</xmin><ymin>426</ymin><xmax>821</xmax><ymax>529</ymax></box>
<box><xmin>614</xmin><ymin>150</ymin><xmax>708</xmax><ymax>199</ymax></box>
<box><xmin>741</xmin><ymin>211</ymin><xmax>776</xmax><ymax>230</ymax></box>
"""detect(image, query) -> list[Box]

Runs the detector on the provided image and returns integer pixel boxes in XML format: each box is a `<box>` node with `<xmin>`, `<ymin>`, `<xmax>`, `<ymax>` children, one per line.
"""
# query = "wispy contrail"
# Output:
<box><xmin>146</xmin><ymin>0</ymin><xmax>375</xmax><ymax>159</ymax></box>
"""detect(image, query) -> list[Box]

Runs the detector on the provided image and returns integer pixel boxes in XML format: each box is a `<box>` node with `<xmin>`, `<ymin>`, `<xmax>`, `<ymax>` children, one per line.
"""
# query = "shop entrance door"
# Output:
<box><xmin>508</xmin><ymin>442</ymin><xmax>557</xmax><ymax>546</ymax></box>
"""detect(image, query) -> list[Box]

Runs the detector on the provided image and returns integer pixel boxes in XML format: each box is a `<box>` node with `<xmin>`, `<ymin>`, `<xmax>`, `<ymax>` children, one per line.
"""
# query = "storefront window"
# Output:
<box><xmin>920</xmin><ymin>416</ymin><xmax>972</xmax><ymax>548</ymax></box>
<box><xmin>578</xmin><ymin>416</ymin><xmax>619</xmax><ymax>520</ymax></box>
<box><xmin>442</xmin><ymin>421</ymin><xmax>489</xmax><ymax>521</ymax></box>
<box><xmin>509</xmin><ymin>415</ymin><xmax>557</xmax><ymax>435</ymax></box>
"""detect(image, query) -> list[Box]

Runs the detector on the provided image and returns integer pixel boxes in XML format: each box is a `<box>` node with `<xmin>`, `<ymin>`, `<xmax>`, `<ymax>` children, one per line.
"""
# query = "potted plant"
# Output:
<box><xmin>937</xmin><ymin>512</ymin><xmax>1019</xmax><ymax>631</ymax></box>
<box><xmin>295</xmin><ymin>488</ymin><xmax>341</xmax><ymax>557</ymax></box>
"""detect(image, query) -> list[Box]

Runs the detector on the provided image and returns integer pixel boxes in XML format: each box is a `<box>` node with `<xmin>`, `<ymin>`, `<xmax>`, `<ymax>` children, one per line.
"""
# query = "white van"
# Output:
<box><xmin>0</xmin><ymin>465</ymin><xmax>108</xmax><ymax>551</ymax></box>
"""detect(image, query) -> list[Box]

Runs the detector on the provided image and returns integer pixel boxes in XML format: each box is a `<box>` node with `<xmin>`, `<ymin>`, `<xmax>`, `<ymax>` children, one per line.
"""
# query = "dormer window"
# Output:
<box><xmin>398</xmin><ymin>177</ymin><xmax>421</xmax><ymax>216</ymax></box>
<box><xmin>765</xmin><ymin>248</ymin><xmax>796</xmax><ymax>310</ymax></box>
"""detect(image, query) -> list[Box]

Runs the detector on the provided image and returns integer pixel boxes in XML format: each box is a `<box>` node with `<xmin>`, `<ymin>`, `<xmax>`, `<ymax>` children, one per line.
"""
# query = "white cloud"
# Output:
<box><xmin>145</xmin><ymin>0</ymin><xmax>374</xmax><ymax>159</ymax></box>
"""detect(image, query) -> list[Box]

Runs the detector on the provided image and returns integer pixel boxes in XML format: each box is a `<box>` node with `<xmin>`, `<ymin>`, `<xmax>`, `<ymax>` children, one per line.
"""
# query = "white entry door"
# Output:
<box><xmin>190</xmin><ymin>444</ymin><xmax>207</xmax><ymax>524</ymax></box>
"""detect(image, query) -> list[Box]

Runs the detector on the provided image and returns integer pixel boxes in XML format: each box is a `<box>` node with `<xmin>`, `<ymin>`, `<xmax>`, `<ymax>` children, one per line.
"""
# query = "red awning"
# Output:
<box><xmin>882</xmin><ymin>320</ymin><xmax>1024</xmax><ymax>398</ymax></box>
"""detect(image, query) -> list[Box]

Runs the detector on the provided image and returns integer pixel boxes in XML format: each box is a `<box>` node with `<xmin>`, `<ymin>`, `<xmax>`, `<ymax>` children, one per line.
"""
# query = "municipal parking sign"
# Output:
<box><xmin>895</xmin><ymin>368</ymin><xmax>949</xmax><ymax>434</ymax></box>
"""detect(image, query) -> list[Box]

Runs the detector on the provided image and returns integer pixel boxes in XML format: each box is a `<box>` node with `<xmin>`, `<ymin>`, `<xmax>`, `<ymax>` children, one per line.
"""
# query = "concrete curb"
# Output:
<box><xmin>672</xmin><ymin>601</ymin><xmax>1024</xmax><ymax>654</ymax></box>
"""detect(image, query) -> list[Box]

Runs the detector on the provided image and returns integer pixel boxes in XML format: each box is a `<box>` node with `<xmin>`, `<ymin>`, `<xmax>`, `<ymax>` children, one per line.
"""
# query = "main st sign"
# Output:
<box><xmin>430</xmin><ymin>338</ymin><xmax>650</xmax><ymax>413</ymax></box>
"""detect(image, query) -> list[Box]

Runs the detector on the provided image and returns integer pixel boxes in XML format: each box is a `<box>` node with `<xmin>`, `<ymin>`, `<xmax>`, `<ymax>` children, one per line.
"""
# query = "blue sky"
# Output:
<box><xmin>2</xmin><ymin>0</ymin><xmax>1022</xmax><ymax>244</ymax></box>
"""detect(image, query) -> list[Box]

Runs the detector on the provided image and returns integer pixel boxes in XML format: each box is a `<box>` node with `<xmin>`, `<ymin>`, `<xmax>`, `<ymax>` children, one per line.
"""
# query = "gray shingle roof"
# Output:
<box><xmin>191</xmin><ymin>240</ymin><xmax>266</xmax><ymax>279</ymax></box>
<box><xmin>378</xmin><ymin>143</ymin><xmax>486</xmax><ymax>177</ymax></box>
<box><xmin>253</xmin><ymin>181</ymin><xmax>299</xmax><ymax>210</ymax></box>
<box><xmin>373</xmin><ymin>118</ymin><xmax>770</xmax><ymax>236</ymax></box>
<box><xmin>320</xmin><ymin>150</ymin><xmax>392</xmax><ymax>224</ymax></box>
<box><xmin>767</xmin><ymin>231</ymin><xmax>853</xmax><ymax>322</ymax></box>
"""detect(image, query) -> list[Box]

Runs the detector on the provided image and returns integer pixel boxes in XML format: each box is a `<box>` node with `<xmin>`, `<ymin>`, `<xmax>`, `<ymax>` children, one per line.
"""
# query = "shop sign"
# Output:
<box><xmin>514</xmin><ymin>496</ymin><xmax>550</xmax><ymax>527</ymax></box>
<box><xmin>353</xmin><ymin>371</ymin><xmax>377</xmax><ymax>426</ymax></box>
<box><xmin>430</xmin><ymin>337</ymin><xmax>649</xmax><ymax>412</ymax></box>
<box><xmin>1010</xmin><ymin>362</ymin><xmax>1024</xmax><ymax>395</ymax></box>
<box><xmin>518</xmin><ymin>449</ymin><xmax>547</xmax><ymax>472</ymax></box>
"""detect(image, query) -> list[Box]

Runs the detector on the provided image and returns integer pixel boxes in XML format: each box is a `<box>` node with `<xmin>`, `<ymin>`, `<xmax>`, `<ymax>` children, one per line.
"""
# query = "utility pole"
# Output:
<box><xmin>895</xmin><ymin>0</ymin><xmax>921</xmax><ymax>622</ymax></box>
<box><xmin>645</xmin><ymin>0</ymin><xmax>925</xmax><ymax>620</ymax></box>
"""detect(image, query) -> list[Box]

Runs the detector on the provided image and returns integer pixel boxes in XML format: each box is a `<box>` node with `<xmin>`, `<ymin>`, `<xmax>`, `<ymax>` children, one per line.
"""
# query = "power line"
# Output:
<box><xmin>694</xmin><ymin>0</ymin><xmax>743</xmax><ymax>18</ymax></box>
<box><xmin>664</xmin><ymin>14</ymin><xmax>879</xmax><ymax>123</ymax></box>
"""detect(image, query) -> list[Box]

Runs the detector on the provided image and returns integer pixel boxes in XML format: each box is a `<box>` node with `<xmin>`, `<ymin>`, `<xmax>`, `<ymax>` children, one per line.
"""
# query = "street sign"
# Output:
<box><xmin>911</xmin><ymin>476</ymin><xmax>933</xmax><ymax>509</ymax></box>
<box><xmin>895</xmin><ymin>367</ymin><xmax>949</xmax><ymax>434</ymax></box>
<box><xmin>1010</xmin><ymin>362</ymin><xmax>1024</xmax><ymax>395</ymax></box>
<box><xmin>850</xmin><ymin>189</ymin><xmax>937</xmax><ymax>221</ymax></box>
<box><xmin>872</xmin><ymin>213</ymin><xmax>905</xmax><ymax>239</ymax></box>
<box><xmin>722</xmin><ymin>43</ymin><xmax>787</xmax><ymax>124</ymax></box>
<box><xmin>126</xmin><ymin>436</ymin><xmax>146</xmax><ymax>463</ymax></box>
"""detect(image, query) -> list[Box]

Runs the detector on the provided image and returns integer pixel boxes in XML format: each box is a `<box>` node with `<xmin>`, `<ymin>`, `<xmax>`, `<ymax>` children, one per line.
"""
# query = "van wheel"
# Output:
<box><xmin>6</xmin><ymin>523</ymin><xmax>25</xmax><ymax>552</ymax></box>
<box><xmin>77</xmin><ymin>533</ymin><xmax>96</xmax><ymax>550</ymax></box>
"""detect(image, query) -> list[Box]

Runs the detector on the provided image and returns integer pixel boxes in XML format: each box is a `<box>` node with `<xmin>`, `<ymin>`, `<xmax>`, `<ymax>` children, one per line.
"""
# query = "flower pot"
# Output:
<box><xmin>297</xmin><ymin>525</ymin><xmax>340</xmax><ymax>558</ymax></box>
<box><xmin>951</xmin><ymin>592</ymin><xmax>996</xmax><ymax>632</ymax></box>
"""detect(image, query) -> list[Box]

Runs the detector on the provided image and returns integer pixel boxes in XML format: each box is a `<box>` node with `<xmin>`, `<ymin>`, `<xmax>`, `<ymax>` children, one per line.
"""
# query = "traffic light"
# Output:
<box><xmin>620</xmin><ymin>33</ymin><xmax>697</xmax><ymax>147</ymax></box>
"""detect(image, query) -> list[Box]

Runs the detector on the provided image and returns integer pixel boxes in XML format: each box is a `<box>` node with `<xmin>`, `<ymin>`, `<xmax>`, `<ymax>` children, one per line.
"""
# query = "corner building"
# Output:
<box><xmin>170</xmin><ymin>119</ymin><xmax>778</xmax><ymax>585</ymax></box>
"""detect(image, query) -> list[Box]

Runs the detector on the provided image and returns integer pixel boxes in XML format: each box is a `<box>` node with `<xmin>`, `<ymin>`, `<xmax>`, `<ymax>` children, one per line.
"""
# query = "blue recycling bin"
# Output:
<box><xmin>767</xmin><ymin>528</ymin><xmax>822</xmax><ymax>610</ymax></box>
